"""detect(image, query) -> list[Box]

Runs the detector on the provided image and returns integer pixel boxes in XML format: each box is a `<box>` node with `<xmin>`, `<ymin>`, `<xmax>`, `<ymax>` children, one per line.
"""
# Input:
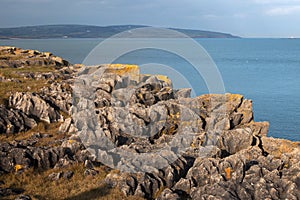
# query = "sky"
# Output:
<box><xmin>1</xmin><ymin>0</ymin><xmax>300</xmax><ymax>37</ymax></box>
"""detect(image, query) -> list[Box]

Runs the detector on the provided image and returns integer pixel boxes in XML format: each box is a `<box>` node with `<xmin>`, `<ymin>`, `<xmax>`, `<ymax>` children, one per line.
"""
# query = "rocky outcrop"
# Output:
<box><xmin>0</xmin><ymin>105</ymin><xmax>37</xmax><ymax>134</ymax></box>
<box><xmin>0</xmin><ymin>46</ymin><xmax>69</xmax><ymax>69</ymax></box>
<box><xmin>70</xmin><ymin>65</ymin><xmax>299</xmax><ymax>200</ymax></box>
<box><xmin>0</xmin><ymin>135</ymin><xmax>89</xmax><ymax>173</ymax></box>
<box><xmin>0</xmin><ymin>47</ymin><xmax>299</xmax><ymax>200</ymax></box>
<box><xmin>0</xmin><ymin>88</ymin><xmax>73</xmax><ymax>134</ymax></box>
<box><xmin>9</xmin><ymin>92</ymin><xmax>62</xmax><ymax>123</ymax></box>
<box><xmin>0</xmin><ymin>46</ymin><xmax>77</xmax><ymax>134</ymax></box>
<box><xmin>40</xmin><ymin>82</ymin><xmax>73</xmax><ymax>114</ymax></box>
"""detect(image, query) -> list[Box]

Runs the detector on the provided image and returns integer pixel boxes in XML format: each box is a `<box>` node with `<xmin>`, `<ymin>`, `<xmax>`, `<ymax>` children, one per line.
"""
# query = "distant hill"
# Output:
<box><xmin>0</xmin><ymin>25</ymin><xmax>239</xmax><ymax>39</ymax></box>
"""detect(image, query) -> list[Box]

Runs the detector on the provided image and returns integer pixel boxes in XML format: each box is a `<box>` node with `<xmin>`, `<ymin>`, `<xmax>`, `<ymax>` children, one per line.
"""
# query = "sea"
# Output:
<box><xmin>0</xmin><ymin>38</ymin><xmax>299</xmax><ymax>141</ymax></box>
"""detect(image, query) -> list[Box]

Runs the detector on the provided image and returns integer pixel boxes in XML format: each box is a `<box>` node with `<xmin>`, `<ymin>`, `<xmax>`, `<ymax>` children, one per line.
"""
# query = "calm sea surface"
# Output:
<box><xmin>0</xmin><ymin>38</ymin><xmax>299</xmax><ymax>141</ymax></box>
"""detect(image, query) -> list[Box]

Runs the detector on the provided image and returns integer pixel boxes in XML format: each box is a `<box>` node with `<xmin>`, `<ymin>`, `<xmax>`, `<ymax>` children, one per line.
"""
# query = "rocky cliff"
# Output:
<box><xmin>0</xmin><ymin>46</ymin><xmax>299</xmax><ymax>200</ymax></box>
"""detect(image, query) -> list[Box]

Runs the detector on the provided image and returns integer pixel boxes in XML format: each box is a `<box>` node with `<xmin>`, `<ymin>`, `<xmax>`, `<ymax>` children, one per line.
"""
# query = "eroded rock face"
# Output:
<box><xmin>70</xmin><ymin>65</ymin><xmax>299</xmax><ymax>200</ymax></box>
<box><xmin>0</xmin><ymin>47</ymin><xmax>299</xmax><ymax>200</ymax></box>
<box><xmin>0</xmin><ymin>136</ymin><xmax>88</xmax><ymax>173</ymax></box>
<box><xmin>0</xmin><ymin>105</ymin><xmax>37</xmax><ymax>134</ymax></box>
<box><xmin>9</xmin><ymin>92</ymin><xmax>62</xmax><ymax>123</ymax></box>
<box><xmin>0</xmin><ymin>46</ymin><xmax>69</xmax><ymax>69</ymax></box>
<box><xmin>40</xmin><ymin>82</ymin><xmax>73</xmax><ymax>114</ymax></box>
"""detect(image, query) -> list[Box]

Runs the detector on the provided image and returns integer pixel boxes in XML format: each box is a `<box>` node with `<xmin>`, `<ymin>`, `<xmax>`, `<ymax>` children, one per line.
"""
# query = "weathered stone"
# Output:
<box><xmin>0</xmin><ymin>105</ymin><xmax>37</xmax><ymax>134</ymax></box>
<box><xmin>40</xmin><ymin>82</ymin><xmax>72</xmax><ymax>114</ymax></box>
<box><xmin>59</xmin><ymin>118</ymin><xmax>73</xmax><ymax>133</ymax></box>
<box><xmin>54</xmin><ymin>156</ymin><xmax>76</xmax><ymax>169</ymax></box>
<box><xmin>84</xmin><ymin>169</ymin><xmax>99</xmax><ymax>176</ymax></box>
<box><xmin>15</xmin><ymin>194</ymin><xmax>32</xmax><ymax>200</ymax></box>
<box><xmin>9</xmin><ymin>92</ymin><xmax>61</xmax><ymax>123</ymax></box>
<box><xmin>84</xmin><ymin>160</ymin><xmax>94</xmax><ymax>169</ymax></box>
<box><xmin>157</xmin><ymin>188</ymin><xmax>180</xmax><ymax>200</ymax></box>
<box><xmin>172</xmin><ymin>178</ymin><xmax>192</xmax><ymax>194</ymax></box>
<box><xmin>48</xmin><ymin>172</ymin><xmax>63</xmax><ymax>181</ymax></box>
<box><xmin>217</xmin><ymin>128</ymin><xmax>253</xmax><ymax>154</ymax></box>
<box><xmin>1</xmin><ymin>47</ymin><xmax>300</xmax><ymax>200</ymax></box>
<box><xmin>174</xmin><ymin>88</ymin><xmax>191</xmax><ymax>99</ymax></box>
<box><xmin>0</xmin><ymin>46</ymin><xmax>69</xmax><ymax>69</ymax></box>
<box><xmin>63</xmin><ymin>171</ymin><xmax>74</xmax><ymax>180</ymax></box>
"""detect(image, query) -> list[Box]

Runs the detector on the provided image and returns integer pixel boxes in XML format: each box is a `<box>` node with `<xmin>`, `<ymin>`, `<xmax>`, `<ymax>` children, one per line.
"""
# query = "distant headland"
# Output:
<box><xmin>0</xmin><ymin>24</ymin><xmax>239</xmax><ymax>39</ymax></box>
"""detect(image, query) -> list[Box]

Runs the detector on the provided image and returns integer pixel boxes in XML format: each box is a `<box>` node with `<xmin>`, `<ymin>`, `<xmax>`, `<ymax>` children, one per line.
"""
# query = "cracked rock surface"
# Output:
<box><xmin>0</xmin><ymin>47</ymin><xmax>299</xmax><ymax>200</ymax></box>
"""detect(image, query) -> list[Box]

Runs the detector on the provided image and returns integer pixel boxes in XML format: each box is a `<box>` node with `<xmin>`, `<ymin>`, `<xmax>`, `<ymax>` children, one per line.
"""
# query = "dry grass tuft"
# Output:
<box><xmin>0</xmin><ymin>65</ymin><xmax>57</xmax><ymax>105</ymax></box>
<box><xmin>0</xmin><ymin>121</ymin><xmax>67</xmax><ymax>148</ymax></box>
<box><xmin>0</xmin><ymin>164</ymin><xmax>144</xmax><ymax>200</ymax></box>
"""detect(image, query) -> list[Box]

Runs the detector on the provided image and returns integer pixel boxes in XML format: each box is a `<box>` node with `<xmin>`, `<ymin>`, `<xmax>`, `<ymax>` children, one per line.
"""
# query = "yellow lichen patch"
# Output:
<box><xmin>262</xmin><ymin>137</ymin><xmax>300</xmax><ymax>158</ymax></box>
<box><xmin>199</xmin><ymin>93</ymin><xmax>243</xmax><ymax>106</ymax></box>
<box><xmin>155</xmin><ymin>75</ymin><xmax>172</xmax><ymax>86</ymax></box>
<box><xmin>15</xmin><ymin>164</ymin><xmax>23</xmax><ymax>172</ymax></box>
<box><xmin>224</xmin><ymin>167</ymin><xmax>231</xmax><ymax>180</ymax></box>
<box><xmin>105</xmin><ymin>64</ymin><xmax>140</xmax><ymax>80</ymax></box>
<box><xmin>43</xmin><ymin>52</ymin><xmax>53</xmax><ymax>57</ymax></box>
<box><xmin>160</xmin><ymin>125</ymin><xmax>177</xmax><ymax>136</ymax></box>
<box><xmin>279</xmin><ymin>142</ymin><xmax>296</xmax><ymax>154</ymax></box>
<box><xmin>68</xmin><ymin>139</ymin><xmax>76</xmax><ymax>144</ymax></box>
<box><xmin>13</xmin><ymin>48</ymin><xmax>22</xmax><ymax>55</ymax></box>
<box><xmin>137</xmin><ymin>92</ymin><xmax>144</xmax><ymax>100</ymax></box>
<box><xmin>226</xmin><ymin>93</ymin><xmax>243</xmax><ymax>101</ymax></box>
<box><xmin>190</xmin><ymin>142</ymin><xmax>196</xmax><ymax>148</ymax></box>
<box><xmin>169</xmin><ymin>112</ymin><xmax>180</xmax><ymax>119</ymax></box>
<box><xmin>226</xmin><ymin>93</ymin><xmax>244</xmax><ymax>111</ymax></box>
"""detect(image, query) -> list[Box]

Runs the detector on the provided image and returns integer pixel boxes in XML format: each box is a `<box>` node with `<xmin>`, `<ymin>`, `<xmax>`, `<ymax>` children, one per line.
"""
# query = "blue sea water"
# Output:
<box><xmin>0</xmin><ymin>38</ymin><xmax>299</xmax><ymax>141</ymax></box>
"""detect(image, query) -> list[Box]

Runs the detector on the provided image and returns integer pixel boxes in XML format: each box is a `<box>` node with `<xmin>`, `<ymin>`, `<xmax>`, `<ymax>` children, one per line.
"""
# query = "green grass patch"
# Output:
<box><xmin>0</xmin><ymin>79</ymin><xmax>49</xmax><ymax>105</ymax></box>
<box><xmin>0</xmin><ymin>65</ymin><xmax>57</xmax><ymax>105</ymax></box>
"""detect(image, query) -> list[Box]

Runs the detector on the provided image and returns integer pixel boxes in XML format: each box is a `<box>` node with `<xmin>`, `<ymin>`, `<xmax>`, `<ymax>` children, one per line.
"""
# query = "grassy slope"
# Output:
<box><xmin>1</xmin><ymin>164</ymin><xmax>143</xmax><ymax>200</ymax></box>
<box><xmin>0</xmin><ymin>66</ymin><xmax>55</xmax><ymax>105</ymax></box>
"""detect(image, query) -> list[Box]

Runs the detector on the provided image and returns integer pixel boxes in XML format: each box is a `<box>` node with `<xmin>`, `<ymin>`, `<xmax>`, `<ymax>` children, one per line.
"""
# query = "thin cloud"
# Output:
<box><xmin>266</xmin><ymin>5</ymin><xmax>300</xmax><ymax>16</ymax></box>
<box><xmin>253</xmin><ymin>0</ymin><xmax>300</xmax><ymax>4</ymax></box>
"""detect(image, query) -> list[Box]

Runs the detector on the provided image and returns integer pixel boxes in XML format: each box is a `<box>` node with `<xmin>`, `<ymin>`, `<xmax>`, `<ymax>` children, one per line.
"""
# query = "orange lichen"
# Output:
<box><xmin>227</xmin><ymin>93</ymin><xmax>243</xmax><ymax>101</ymax></box>
<box><xmin>224</xmin><ymin>167</ymin><xmax>231</xmax><ymax>180</ymax></box>
<box><xmin>156</xmin><ymin>75</ymin><xmax>172</xmax><ymax>85</ymax></box>
<box><xmin>15</xmin><ymin>164</ymin><xmax>23</xmax><ymax>172</ymax></box>
<box><xmin>105</xmin><ymin>64</ymin><xmax>140</xmax><ymax>81</ymax></box>
<box><xmin>68</xmin><ymin>140</ymin><xmax>76</xmax><ymax>144</ymax></box>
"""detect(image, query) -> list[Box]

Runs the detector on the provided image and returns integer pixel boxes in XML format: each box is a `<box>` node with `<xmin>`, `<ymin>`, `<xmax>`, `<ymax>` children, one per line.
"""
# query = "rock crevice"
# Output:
<box><xmin>0</xmin><ymin>47</ymin><xmax>299</xmax><ymax>200</ymax></box>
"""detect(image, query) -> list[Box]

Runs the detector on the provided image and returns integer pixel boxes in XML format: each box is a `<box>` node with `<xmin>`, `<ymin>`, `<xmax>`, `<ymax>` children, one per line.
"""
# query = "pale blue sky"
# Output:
<box><xmin>1</xmin><ymin>0</ymin><xmax>300</xmax><ymax>37</ymax></box>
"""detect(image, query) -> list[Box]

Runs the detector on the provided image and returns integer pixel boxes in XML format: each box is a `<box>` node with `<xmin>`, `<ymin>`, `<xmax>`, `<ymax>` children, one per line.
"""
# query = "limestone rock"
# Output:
<box><xmin>40</xmin><ymin>82</ymin><xmax>72</xmax><ymax>114</ymax></box>
<box><xmin>156</xmin><ymin>188</ymin><xmax>180</xmax><ymax>200</ymax></box>
<box><xmin>1</xmin><ymin>48</ymin><xmax>300</xmax><ymax>200</ymax></box>
<box><xmin>59</xmin><ymin>118</ymin><xmax>76</xmax><ymax>133</ymax></box>
<box><xmin>15</xmin><ymin>194</ymin><xmax>32</xmax><ymax>200</ymax></box>
<box><xmin>9</xmin><ymin>92</ymin><xmax>61</xmax><ymax>123</ymax></box>
<box><xmin>0</xmin><ymin>46</ymin><xmax>69</xmax><ymax>69</ymax></box>
<box><xmin>48</xmin><ymin>172</ymin><xmax>63</xmax><ymax>181</ymax></box>
<box><xmin>174</xmin><ymin>88</ymin><xmax>191</xmax><ymax>99</ymax></box>
<box><xmin>217</xmin><ymin>128</ymin><xmax>253</xmax><ymax>154</ymax></box>
<box><xmin>0</xmin><ymin>137</ymin><xmax>86</xmax><ymax>173</ymax></box>
<box><xmin>0</xmin><ymin>105</ymin><xmax>37</xmax><ymax>134</ymax></box>
<box><xmin>63</xmin><ymin>171</ymin><xmax>74</xmax><ymax>180</ymax></box>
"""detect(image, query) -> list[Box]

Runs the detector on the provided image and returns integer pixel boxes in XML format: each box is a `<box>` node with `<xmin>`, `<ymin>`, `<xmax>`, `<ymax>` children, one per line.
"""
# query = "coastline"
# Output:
<box><xmin>0</xmin><ymin>46</ymin><xmax>299</xmax><ymax>199</ymax></box>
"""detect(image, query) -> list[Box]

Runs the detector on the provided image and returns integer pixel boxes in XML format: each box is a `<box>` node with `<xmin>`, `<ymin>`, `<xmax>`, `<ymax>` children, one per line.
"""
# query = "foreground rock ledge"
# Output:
<box><xmin>0</xmin><ymin>46</ymin><xmax>299</xmax><ymax>200</ymax></box>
